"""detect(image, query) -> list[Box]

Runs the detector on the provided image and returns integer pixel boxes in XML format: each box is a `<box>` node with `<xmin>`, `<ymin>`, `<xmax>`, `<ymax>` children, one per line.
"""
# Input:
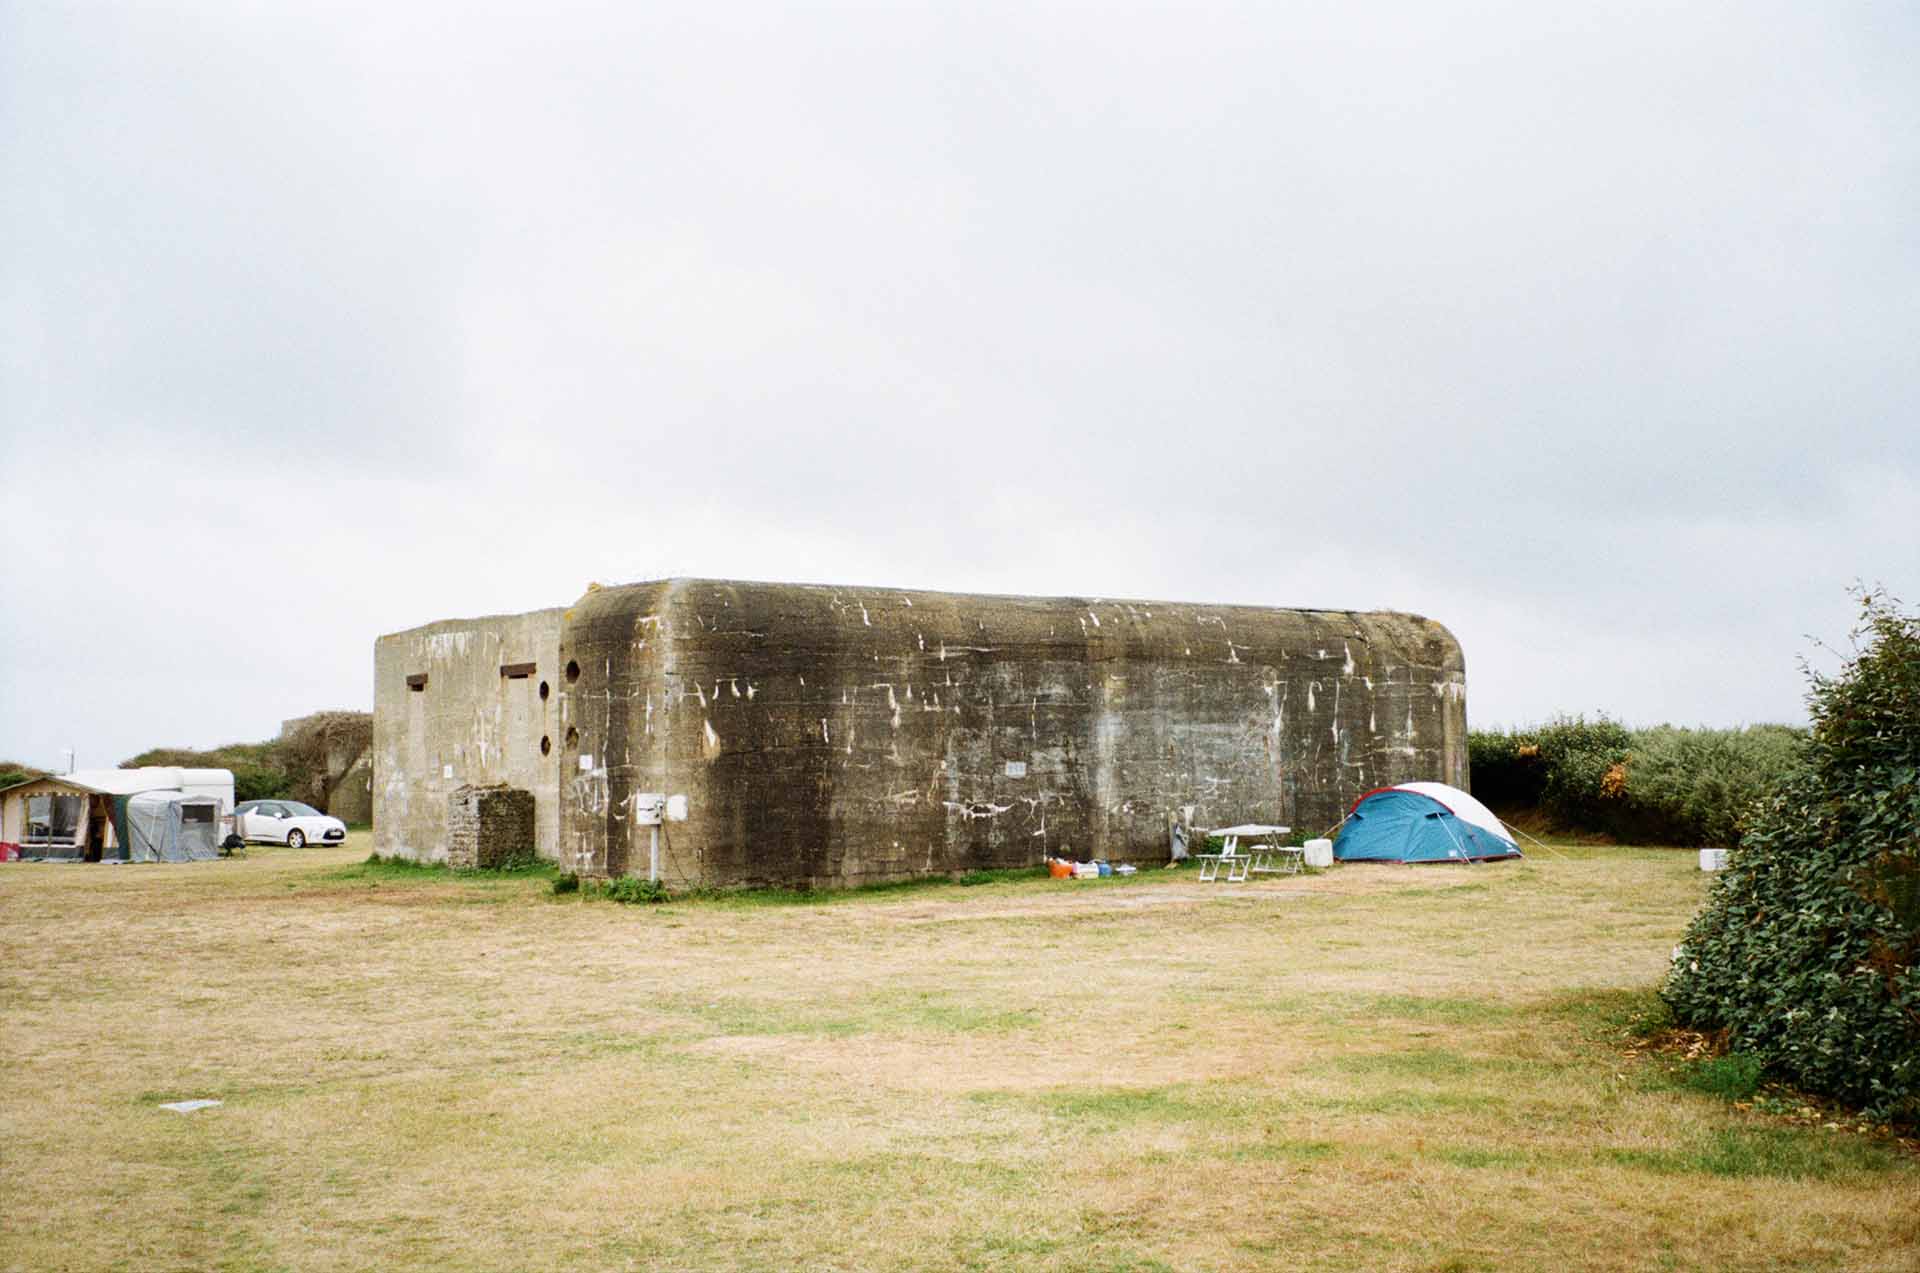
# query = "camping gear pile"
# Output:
<box><xmin>1048</xmin><ymin>782</ymin><xmax>1524</xmax><ymax>877</ymax></box>
<box><xmin>1047</xmin><ymin>857</ymin><xmax>1136</xmax><ymax>879</ymax></box>
<box><xmin>1055</xmin><ymin>782</ymin><xmax>1534</xmax><ymax>882</ymax></box>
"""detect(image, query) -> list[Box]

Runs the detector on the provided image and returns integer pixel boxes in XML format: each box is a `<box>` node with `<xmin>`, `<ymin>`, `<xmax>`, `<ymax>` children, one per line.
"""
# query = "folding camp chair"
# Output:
<box><xmin>1197</xmin><ymin>833</ymin><xmax>1251</xmax><ymax>882</ymax></box>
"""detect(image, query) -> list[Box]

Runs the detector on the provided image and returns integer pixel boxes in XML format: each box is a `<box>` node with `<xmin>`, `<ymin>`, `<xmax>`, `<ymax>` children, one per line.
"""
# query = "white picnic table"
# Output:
<box><xmin>1195</xmin><ymin>824</ymin><xmax>1296</xmax><ymax>881</ymax></box>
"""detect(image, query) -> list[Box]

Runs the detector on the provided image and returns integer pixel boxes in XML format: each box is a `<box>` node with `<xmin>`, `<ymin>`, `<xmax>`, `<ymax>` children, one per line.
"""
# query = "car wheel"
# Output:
<box><xmin>287</xmin><ymin>829</ymin><xmax>306</xmax><ymax>849</ymax></box>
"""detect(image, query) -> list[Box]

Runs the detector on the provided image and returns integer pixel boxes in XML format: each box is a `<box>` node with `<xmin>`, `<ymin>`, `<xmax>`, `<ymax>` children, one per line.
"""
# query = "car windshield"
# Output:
<box><xmin>282</xmin><ymin>801</ymin><xmax>322</xmax><ymax>817</ymax></box>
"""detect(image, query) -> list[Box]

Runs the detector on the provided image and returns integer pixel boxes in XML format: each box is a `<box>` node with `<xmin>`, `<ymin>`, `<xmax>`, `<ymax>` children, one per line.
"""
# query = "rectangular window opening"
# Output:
<box><xmin>500</xmin><ymin>662</ymin><xmax>536</xmax><ymax>679</ymax></box>
<box><xmin>406</xmin><ymin>673</ymin><xmax>429</xmax><ymax>691</ymax></box>
<box><xmin>24</xmin><ymin>793</ymin><xmax>84</xmax><ymax>846</ymax></box>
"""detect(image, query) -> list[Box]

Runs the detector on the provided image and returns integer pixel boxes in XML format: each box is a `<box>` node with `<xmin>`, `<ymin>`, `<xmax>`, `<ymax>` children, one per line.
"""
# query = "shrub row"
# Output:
<box><xmin>0</xmin><ymin>761</ymin><xmax>46</xmax><ymax>790</ymax></box>
<box><xmin>121</xmin><ymin>716</ymin><xmax>371</xmax><ymax>807</ymax></box>
<box><xmin>123</xmin><ymin>741</ymin><xmax>294</xmax><ymax>803</ymax></box>
<box><xmin>1469</xmin><ymin>717</ymin><xmax>1805</xmax><ymax>846</ymax></box>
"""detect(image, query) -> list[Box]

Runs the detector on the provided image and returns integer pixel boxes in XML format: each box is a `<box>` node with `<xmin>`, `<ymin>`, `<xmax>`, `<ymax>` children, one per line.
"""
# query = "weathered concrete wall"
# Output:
<box><xmin>556</xmin><ymin>579</ymin><xmax>1466</xmax><ymax>888</ymax></box>
<box><xmin>328</xmin><ymin>752</ymin><xmax>373</xmax><ymax>825</ymax></box>
<box><xmin>446</xmin><ymin>784</ymin><xmax>536</xmax><ymax>870</ymax></box>
<box><xmin>372</xmin><ymin>609</ymin><xmax>564</xmax><ymax>862</ymax></box>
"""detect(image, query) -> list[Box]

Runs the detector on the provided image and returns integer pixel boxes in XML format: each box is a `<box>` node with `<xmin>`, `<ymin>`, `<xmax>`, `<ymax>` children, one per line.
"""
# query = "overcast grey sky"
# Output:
<box><xmin>3</xmin><ymin>2</ymin><xmax>1916</xmax><ymax>770</ymax></box>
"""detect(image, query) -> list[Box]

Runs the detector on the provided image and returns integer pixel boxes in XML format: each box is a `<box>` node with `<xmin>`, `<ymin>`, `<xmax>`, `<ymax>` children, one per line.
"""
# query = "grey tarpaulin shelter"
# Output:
<box><xmin>124</xmin><ymin>791</ymin><xmax>223</xmax><ymax>862</ymax></box>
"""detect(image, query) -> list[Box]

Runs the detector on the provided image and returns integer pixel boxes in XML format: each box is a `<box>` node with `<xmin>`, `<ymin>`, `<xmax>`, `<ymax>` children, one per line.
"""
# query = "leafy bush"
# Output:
<box><xmin>1610</xmin><ymin>725</ymin><xmax>1804</xmax><ymax>847</ymax></box>
<box><xmin>1663</xmin><ymin>590</ymin><xmax>1920</xmax><ymax>1123</ymax></box>
<box><xmin>0</xmin><ymin>760</ymin><xmax>46</xmax><ymax>789</ymax></box>
<box><xmin>230</xmin><ymin>766</ymin><xmax>294</xmax><ymax>803</ymax></box>
<box><xmin>593</xmin><ymin>876</ymin><xmax>670</xmax><ymax>905</ymax></box>
<box><xmin>1469</xmin><ymin>718</ymin><xmax>1804</xmax><ymax>847</ymax></box>
<box><xmin>1466</xmin><ymin>732</ymin><xmax>1546</xmax><ymax>809</ymax></box>
<box><xmin>123</xmin><ymin>717</ymin><xmax>370</xmax><ymax>808</ymax></box>
<box><xmin>1532</xmin><ymin>714</ymin><xmax>1634</xmax><ymax>829</ymax></box>
<box><xmin>124</xmin><ymin>742</ymin><xmax>291</xmax><ymax>802</ymax></box>
<box><xmin>552</xmin><ymin>872</ymin><xmax>580</xmax><ymax>895</ymax></box>
<box><xmin>1468</xmin><ymin>717</ymin><xmax>1632</xmax><ymax>822</ymax></box>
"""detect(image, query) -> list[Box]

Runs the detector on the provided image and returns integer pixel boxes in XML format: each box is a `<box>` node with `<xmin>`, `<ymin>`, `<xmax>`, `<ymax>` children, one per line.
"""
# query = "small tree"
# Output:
<box><xmin>1664</xmin><ymin>589</ymin><xmax>1920</xmax><ymax>1121</ymax></box>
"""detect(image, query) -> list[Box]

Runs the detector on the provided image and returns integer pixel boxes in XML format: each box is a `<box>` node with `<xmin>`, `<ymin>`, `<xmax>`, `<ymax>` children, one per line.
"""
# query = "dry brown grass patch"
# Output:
<box><xmin>2</xmin><ymin>836</ymin><xmax>1915</xmax><ymax>1271</ymax></box>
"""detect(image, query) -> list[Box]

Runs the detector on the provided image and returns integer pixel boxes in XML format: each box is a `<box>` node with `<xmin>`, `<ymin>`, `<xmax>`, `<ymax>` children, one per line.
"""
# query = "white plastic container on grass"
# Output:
<box><xmin>1303</xmin><ymin>839</ymin><xmax>1334</xmax><ymax>868</ymax></box>
<box><xmin>1699</xmin><ymin>848</ymin><xmax>1729</xmax><ymax>871</ymax></box>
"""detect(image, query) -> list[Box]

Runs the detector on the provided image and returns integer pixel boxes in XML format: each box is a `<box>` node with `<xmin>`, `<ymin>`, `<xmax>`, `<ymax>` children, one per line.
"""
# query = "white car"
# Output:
<box><xmin>234</xmin><ymin>799</ymin><xmax>347</xmax><ymax>848</ymax></box>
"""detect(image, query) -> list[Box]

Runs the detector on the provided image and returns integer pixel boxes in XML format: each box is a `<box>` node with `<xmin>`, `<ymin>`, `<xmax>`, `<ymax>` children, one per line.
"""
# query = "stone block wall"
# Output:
<box><xmin>446</xmin><ymin>784</ymin><xmax>535</xmax><ymax>870</ymax></box>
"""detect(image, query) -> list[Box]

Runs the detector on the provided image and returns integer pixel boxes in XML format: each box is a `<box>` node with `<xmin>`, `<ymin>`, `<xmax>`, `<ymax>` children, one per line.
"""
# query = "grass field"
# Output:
<box><xmin>2</xmin><ymin>835</ymin><xmax>1915</xmax><ymax>1272</ymax></box>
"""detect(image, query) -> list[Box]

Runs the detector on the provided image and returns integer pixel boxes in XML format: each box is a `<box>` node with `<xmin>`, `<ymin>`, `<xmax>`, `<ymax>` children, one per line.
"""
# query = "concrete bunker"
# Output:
<box><xmin>375</xmin><ymin>578</ymin><xmax>1468</xmax><ymax>888</ymax></box>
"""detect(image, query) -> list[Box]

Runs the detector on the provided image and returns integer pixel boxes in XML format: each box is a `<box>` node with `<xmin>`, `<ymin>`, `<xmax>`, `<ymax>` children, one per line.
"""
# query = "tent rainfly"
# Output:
<box><xmin>1334</xmin><ymin>781</ymin><xmax>1522</xmax><ymax>864</ymax></box>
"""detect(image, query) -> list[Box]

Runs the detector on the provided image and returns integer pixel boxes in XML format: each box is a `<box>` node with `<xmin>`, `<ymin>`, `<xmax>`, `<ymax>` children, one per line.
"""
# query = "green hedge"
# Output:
<box><xmin>1610</xmin><ymin>724</ymin><xmax>1805</xmax><ymax>847</ymax></box>
<box><xmin>1465</xmin><ymin>731</ymin><xmax>1547</xmax><ymax>809</ymax></box>
<box><xmin>1663</xmin><ymin>591</ymin><xmax>1920</xmax><ymax>1122</ymax></box>
<box><xmin>123</xmin><ymin>742</ymin><xmax>292</xmax><ymax>802</ymax></box>
<box><xmin>1469</xmin><ymin>717</ymin><xmax>1803</xmax><ymax>847</ymax></box>
<box><xmin>1534</xmin><ymin>714</ymin><xmax>1635</xmax><ymax>830</ymax></box>
<box><xmin>0</xmin><ymin>761</ymin><xmax>47</xmax><ymax>789</ymax></box>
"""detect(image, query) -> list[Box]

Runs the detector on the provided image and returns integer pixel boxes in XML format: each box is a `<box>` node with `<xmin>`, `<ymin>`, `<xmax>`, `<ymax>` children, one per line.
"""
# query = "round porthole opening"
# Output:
<box><xmin>539</xmin><ymin>735</ymin><xmax>551</xmax><ymax>756</ymax></box>
<box><xmin>538</xmin><ymin>680</ymin><xmax>550</xmax><ymax>701</ymax></box>
<box><xmin>565</xmin><ymin>660</ymin><xmax>580</xmax><ymax>683</ymax></box>
<box><xmin>565</xmin><ymin>727</ymin><xmax>579</xmax><ymax>747</ymax></box>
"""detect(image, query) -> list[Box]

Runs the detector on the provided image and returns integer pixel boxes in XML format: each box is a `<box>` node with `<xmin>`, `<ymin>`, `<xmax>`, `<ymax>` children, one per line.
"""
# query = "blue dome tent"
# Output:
<box><xmin>1334</xmin><ymin>782</ymin><xmax>1522</xmax><ymax>864</ymax></box>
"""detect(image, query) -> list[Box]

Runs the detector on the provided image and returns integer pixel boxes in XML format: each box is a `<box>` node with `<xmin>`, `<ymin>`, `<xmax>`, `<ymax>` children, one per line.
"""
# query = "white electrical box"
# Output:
<box><xmin>633</xmin><ymin>793</ymin><xmax>665</xmax><ymax>826</ymax></box>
